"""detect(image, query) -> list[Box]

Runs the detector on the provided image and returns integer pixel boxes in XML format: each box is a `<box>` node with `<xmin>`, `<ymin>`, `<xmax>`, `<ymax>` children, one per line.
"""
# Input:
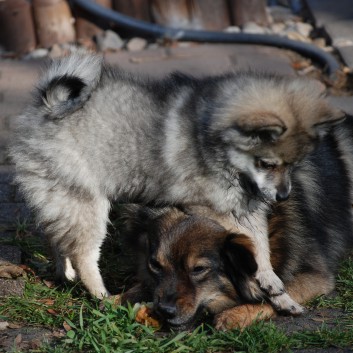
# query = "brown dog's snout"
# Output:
<box><xmin>155</xmin><ymin>285</ymin><xmax>178</xmax><ymax>318</ymax></box>
<box><xmin>156</xmin><ymin>300</ymin><xmax>177</xmax><ymax>318</ymax></box>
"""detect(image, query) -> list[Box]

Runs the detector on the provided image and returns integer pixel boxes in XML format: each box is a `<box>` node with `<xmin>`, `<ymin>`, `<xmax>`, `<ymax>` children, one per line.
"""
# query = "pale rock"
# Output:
<box><xmin>224</xmin><ymin>26</ymin><xmax>241</xmax><ymax>33</ymax></box>
<box><xmin>269</xmin><ymin>5</ymin><xmax>296</xmax><ymax>23</ymax></box>
<box><xmin>286</xmin><ymin>31</ymin><xmax>310</xmax><ymax>42</ymax></box>
<box><xmin>242</xmin><ymin>22</ymin><xmax>267</xmax><ymax>34</ymax></box>
<box><xmin>295</xmin><ymin>22</ymin><xmax>313</xmax><ymax>38</ymax></box>
<box><xmin>271</xmin><ymin>22</ymin><xmax>286</xmax><ymax>34</ymax></box>
<box><xmin>23</xmin><ymin>48</ymin><xmax>48</xmax><ymax>60</ymax></box>
<box><xmin>96</xmin><ymin>30</ymin><xmax>124</xmax><ymax>52</ymax></box>
<box><xmin>126</xmin><ymin>37</ymin><xmax>148</xmax><ymax>52</ymax></box>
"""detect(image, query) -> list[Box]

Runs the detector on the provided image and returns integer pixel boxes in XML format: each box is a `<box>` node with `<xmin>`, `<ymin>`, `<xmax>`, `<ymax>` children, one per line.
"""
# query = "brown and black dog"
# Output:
<box><xmin>121</xmin><ymin>126</ymin><xmax>353</xmax><ymax>330</ymax></box>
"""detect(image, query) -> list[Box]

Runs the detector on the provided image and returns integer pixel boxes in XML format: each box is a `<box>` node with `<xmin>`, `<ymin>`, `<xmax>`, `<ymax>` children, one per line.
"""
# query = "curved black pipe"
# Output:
<box><xmin>72</xmin><ymin>0</ymin><xmax>341</xmax><ymax>81</ymax></box>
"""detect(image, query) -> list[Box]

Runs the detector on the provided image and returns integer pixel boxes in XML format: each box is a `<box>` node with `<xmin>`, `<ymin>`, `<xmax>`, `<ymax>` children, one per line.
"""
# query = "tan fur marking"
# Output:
<box><xmin>215</xmin><ymin>303</ymin><xmax>275</xmax><ymax>330</ymax></box>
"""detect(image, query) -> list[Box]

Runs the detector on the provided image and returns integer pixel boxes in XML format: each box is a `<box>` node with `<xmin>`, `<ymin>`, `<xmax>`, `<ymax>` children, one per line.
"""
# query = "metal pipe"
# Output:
<box><xmin>71</xmin><ymin>0</ymin><xmax>341</xmax><ymax>81</ymax></box>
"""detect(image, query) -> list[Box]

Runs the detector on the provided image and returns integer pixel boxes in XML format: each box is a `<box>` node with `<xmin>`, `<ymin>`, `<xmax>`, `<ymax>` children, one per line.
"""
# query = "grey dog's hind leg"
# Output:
<box><xmin>34</xmin><ymin>185</ymin><xmax>111</xmax><ymax>298</ymax></box>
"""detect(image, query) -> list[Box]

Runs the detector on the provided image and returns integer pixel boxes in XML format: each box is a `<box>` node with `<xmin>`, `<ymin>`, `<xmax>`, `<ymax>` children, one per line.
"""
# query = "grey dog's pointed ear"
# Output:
<box><xmin>237</xmin><ymin>113</ymin><xmax>285</xmax><ymax>131</ymax></box>
<box><xmin>313</xmin><ymin>109</ymin><xmax>346</xmax><ymax>137</ymax></box>
<box><xmin>237</xmin><ymin>113</ymin><xmax>286</xmax><ymax>141</ymax></box>
<box><xmin>222</xmin><ymin>113</ymin><xmax>286</xmax><ymax>150</ymax></box>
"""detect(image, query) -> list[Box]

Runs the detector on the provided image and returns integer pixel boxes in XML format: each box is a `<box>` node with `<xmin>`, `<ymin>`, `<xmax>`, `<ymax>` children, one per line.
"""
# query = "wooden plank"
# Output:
<box><xmin>76</xmin><ymin>0</ymin><xmax>112</xmax><ymax>41</ymax></box>
<box><xmin>113</xmin><ymin>0</ymin><xmax>151</xmax><ymax>22</ymax></box>
<box><xmin>230</xmin><ymin>0</ymin><xmax>269</xmax><ymax>27</ymax></box>
<box><xmin>151</xmin><ymin>0</ymin><xmax>190</xmax><ymax>28</ymax></box>
<box><xmin>33</xmin><ymin>0</ymin><xmax>76</xmax><ymax>48</ymax></box>
<box><xmin>0</xmin><ymin>0</ymin><xmax>36</xmax><ymax>54</ymax></box>
<box><xmin>189</xmin><ymin>0</ymin><xmax>230</xmax><ymax>30</ymax></box>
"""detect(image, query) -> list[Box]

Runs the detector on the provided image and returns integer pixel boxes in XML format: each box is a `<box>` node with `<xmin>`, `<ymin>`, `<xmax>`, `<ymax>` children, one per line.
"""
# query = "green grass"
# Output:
<box><xmin>1</xmin><ymin>220</ymin><xmax>353</xmax><ymax>353</ymax></box>
<box><xmin>310</xmin><ymin>256</ymin><xmax>353</xmax><ymax>312</ymax></box>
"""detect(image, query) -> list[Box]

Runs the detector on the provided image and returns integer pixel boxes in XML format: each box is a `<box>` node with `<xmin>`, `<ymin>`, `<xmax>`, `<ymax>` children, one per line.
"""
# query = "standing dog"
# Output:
<box><xmin>9</xmin><ymin>52</ymin><xmax>343</xmax><ymax>313</ymax></box>
<box><xmin>122</xmin><ymin>117</ymin><xmax>353</xmax><ymax>329</ymax></box>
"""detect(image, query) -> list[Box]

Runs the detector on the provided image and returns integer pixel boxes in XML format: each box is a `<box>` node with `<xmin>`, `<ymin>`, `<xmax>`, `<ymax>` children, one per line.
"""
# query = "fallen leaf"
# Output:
<box><xmin>0</xmin><ymin>321</ymin><xmax>9</xmax><ymax>331</ymax></box>
<box><xmin>311</xmin><ymin>317</ymin><xmax>327</xmax><ymax>323</ymax></box>
<box><xmin>14</xmin><ymin>333</ymin><xmax>22</xmax><ymax>346</ymax></box>
<box><xmin>43</xmin><ymin>280</ymin><xmax>56</xmax><ymax>288</ymax></box>
<box><xmin>52</xmin><ymin>329</ymin><xmax>66</xmax><ymax>338</ymax></box>
<box><xmin>47</xmin><ymin>309</ymin><xmax>59</xmax><ymax>316</ymax></box>
<box><xmin>19</xmin><ymin>265</ymin><xmax>36</xmax><ymax>277</ymax></box>
<box><xmin>37</xmin><ymin>298</ymin><xmax>55</xmax><ymax>306</ymax></box>
<box><xmin>63</xmin><ymin>321</ymin><xmax>72</xmax><ymax>332</ymax></box>
<box><xmin>0</xmin><ymin>264</ymin><xmax>25</xmax><ymax>278</ymax></box>
<box><xmin>8</xmin><ymin>322</ymin><xmax>23</xmax><ymax>329</ymax></box>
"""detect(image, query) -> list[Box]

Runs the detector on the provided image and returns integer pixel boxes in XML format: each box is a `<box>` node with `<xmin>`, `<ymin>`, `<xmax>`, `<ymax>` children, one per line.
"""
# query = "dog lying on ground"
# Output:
<box><xmin>9</xmin><ymin>51</ymin><xmax>344</xmax><ymax>314</ymax></box>
<box><xmin>122</xmin><ymin>116</ymin><xmax>353</xmax><ymax>329</ymax></box>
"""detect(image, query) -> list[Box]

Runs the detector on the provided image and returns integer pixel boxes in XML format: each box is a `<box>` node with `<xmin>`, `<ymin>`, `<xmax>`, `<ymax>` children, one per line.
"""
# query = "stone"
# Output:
<box><xmin>49</xmin><ymin>44</ymin><xmax>64</xmax><ymax>58</ymax></box>
<box><xmin>23</xmin><ymin>48</ymin><xmax>49</xmax><ymax>60</ymax></box>
<box><xmin>271</xmin><ymin>22</ymin><xmax>286</xmax><ymax>34</ymax></box>
<box><xmin>224</xmin><ymin>26</ymin><xmax>241</xmax><ymax>33</ymax></box>
<box><xmin>242</xmin><ymin>22</ymin><xmax>267</xmax><ymax>34</ymax></box>
<box><xmin>295</xmin><ymin>22</ymin><xmax>313</xmax><ymax>38</ymax></box>
<box><xmin>269</xmin><ymin>5</ymin><xmax>297</xmax><ymax>23</ymax></box>
<box><xmin>0</xmin><ymin>278</ymin><xmax>25</xmax><ymax>297</ymax></box>
<box><xmin>96</xmin><ymin>30</ymin><xmax>124</xmax><ymax>52</ymax></box>
<box><xmin>126</xmin><ymin>37</ymin><xmax>148</xmax><ymax>52</ymax></box>
<box><xmin>313</xmin><ymin>37</ymin><xmax>327</xmax><ymax>48</ymax></box>
<box><xmin>285</xmin><ymin>31</ymin><xmax>310</xmax><ymax>43</ymax></box>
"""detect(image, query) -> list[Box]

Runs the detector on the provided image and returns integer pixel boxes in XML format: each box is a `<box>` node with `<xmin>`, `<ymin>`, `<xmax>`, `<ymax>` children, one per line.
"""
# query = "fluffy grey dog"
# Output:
<box><xmin>9</xmin><ymin>52</ymin><xmax>344</xmax><ymax>314</ymax></box>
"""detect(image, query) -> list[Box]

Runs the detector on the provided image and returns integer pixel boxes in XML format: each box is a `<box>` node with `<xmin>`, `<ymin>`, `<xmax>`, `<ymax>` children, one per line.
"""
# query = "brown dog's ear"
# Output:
<box><xmin>121</xmin><ymin>205</ymin><xmax>178</xmax><ymax>253</ymax></box>
<box><xmin>122</xmin><ymin>204</ymin><xmax>172</xmax><ymax>233</ymax></box>
<box><xmin>222</xmin><ymin>233</ymin><xmax>258</xmax><ymax>284</ymax></box>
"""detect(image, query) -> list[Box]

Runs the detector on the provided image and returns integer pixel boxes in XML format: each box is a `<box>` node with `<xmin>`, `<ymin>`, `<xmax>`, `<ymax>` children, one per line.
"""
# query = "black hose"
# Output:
<box><xmin>71</xmin><ymin>0</ymin><xmax>341</xmax><ymax>81</ymax></box>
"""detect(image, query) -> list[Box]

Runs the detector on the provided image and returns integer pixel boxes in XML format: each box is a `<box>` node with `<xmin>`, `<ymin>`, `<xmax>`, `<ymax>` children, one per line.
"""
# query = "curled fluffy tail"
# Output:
<box><xmin>36</xmin><ymin>51</ymin><xmax>103</xmax><ymax>119</ymax></box>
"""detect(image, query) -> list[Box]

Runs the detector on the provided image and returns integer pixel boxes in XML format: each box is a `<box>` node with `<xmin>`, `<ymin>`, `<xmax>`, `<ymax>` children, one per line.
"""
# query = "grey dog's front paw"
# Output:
<box><xmin>269</xmin><ymin>292</ymin><xmax>305</xmax><ymax>315</ymax></box>
<box><xmin>255</xmin><ymin>270</ymin><xmax>304</xmax><ymax>314</ymax></box>
<box><xmin>256</xmin><ymin>270</ymin><xmax>285</xmax><ymax>296</ymax></box>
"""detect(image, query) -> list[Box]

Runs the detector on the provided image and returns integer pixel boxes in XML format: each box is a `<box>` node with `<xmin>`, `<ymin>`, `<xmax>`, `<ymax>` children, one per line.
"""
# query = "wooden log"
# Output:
<box><xmin>0</xmin><ymin>0</ymin><xmax>36</xmax><ymax>54</ymax></box>
<box><xmin>151</xmin><ymin>0</ymin><xmax>190</xmax><ymax>28</ymax></box>
<box><xmin>76</xmin><ymin>0</ymin><xmax>112</xmax><ymax>42</ymax></box>
<box><xmin>113</xmin><ymin>0</ymin><xmax>151</xmax><ymax>22</ymax></box>
<box><xmin>188</xmin><ymin>0</ymin><xmax>230</xmax><ymax>30</ymax></box>
<box><xmin>32</xmin><ymin>0</ymin><xmax>76</xmax><ymax>48</ymax></box>
<box><xmin>230</xmin><ymin>0</ymin><xmax>269</xmax><ymax>27</ymax></box>
<box><xmin>151</xmin><ymin>0</ymin><xmax>230</xmax><ymax>30</ymax></box>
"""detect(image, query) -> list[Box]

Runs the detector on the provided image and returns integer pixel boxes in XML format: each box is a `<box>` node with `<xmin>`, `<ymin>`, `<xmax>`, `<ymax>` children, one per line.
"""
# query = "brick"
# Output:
<box><xmin>0</xmin><ymin>203</ymin><xmax>30</xmax><ymax>226</ymax></box>
<box><xmin>0</xmin><ymin>184</ymin><xmax>15</xmax><ymax>203</ymax></box>
<box><xmin>0</xmin><ymin>245</ymin><xmax>22</xmax><ymax>264</ymax></box>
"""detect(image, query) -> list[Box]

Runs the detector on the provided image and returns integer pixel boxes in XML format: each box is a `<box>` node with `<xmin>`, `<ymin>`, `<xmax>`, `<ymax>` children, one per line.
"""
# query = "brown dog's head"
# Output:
<box><xmin>123</xmin><ymin>206</ymin><xmax>260</xmax><ymax>330</ymax></box>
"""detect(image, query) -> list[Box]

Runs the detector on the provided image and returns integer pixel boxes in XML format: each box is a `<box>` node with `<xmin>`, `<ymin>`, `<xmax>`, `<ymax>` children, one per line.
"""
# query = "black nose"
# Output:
<box><xmin>156</xmin><ymin>302</ymin><xmax>177</xmax><ymax>318</ymax></box>
<box><xmin>276</xmin><ymin>191</ymin><xmax>289</xmax><ymax>202</ymax></box>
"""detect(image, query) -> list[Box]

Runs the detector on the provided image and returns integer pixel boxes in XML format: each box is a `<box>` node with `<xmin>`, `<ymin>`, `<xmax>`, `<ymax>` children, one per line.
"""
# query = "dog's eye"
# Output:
<box><xmin>191</xmin><ymin>266</ymin><xmax>208</xmax><ymax>276</ymax></box>
<box><xmin>148</xmin><ymin>257</ymin><xmax>163</xmax><ymax>273</ymax></box>
<box><xmin>256</xmin><ymin>159</ymin><xmax>277</xmax><ymax>170</ymax></box>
